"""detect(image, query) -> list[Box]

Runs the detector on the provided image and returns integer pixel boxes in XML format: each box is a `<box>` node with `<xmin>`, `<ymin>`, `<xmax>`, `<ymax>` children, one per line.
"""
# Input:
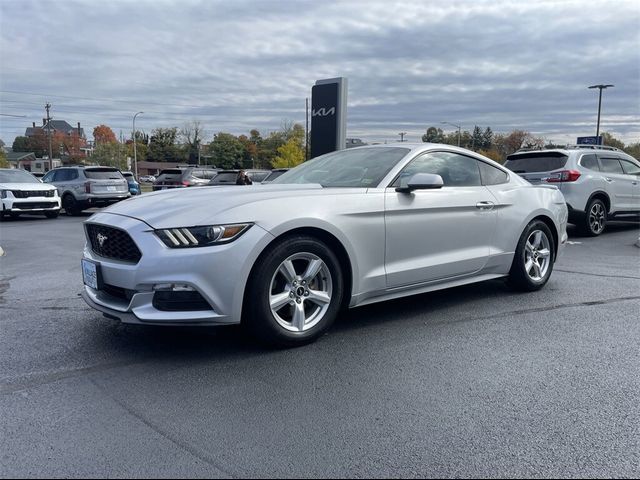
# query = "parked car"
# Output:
<box><xmin>121</xmin><ymin>171</ymin><xmax>141</xmax><ymax>195</ymax></box>
<box><xmin>207</xmin><ymin>169</ymin><xmax>271</xmax><ymax>185</ymax></box>
<box><xmin>152</xmin><ymin>167</ymin><xmax>218</xmax><ymax>190</ymax></box>
<box><xmin>31</xmin><ymin>172</ymin><xmax>45</xmax><ymax>180</ymax></box>
<box><xmin>504</xmin><ymin>145</ymin><xmax>640</xmax><ymax>236</ymax></box>
<box><xmin>261</xmin><ymin>168</ymin><xmax>290</xmax><ymax>183</ymax></box>
<box><xmin>0</xmin><ymin>168</ymin><xmax>61</xmax><ymax>219</ymax></box>
<box><xmin>138</xmin><ymin>175</ymin><xmax>156</xmax><ymax>183</ymax></box>
<box><xmin>42</xmin><ymin>166</ymin><xmax>129</xmax><ymax>216</ymax></box>
<box><xmin>80</xmin><ymin>144</ymin><xmax>567</xmax><ymax>347</ymax></box>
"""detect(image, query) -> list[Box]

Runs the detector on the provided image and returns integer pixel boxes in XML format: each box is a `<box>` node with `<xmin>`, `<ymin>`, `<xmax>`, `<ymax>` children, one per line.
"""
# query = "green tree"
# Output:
<box><xmin>624</xmin><ymin>142</ymin><xmax>640</xmax><ymax>159</ymax></box>
<box><xmin>272</xmin><ymin>138</ymin><xmax>304</xmax><ymax>168</ymax></box>
<box><xmin>12</xmin><ymin>136</ymin><xmax>31</xmax><ymax>152</ymax></box>
<box><xmin>180</xmin><ymin>121</ymin><xmax>204</xmax><ymax>164</ymax></box>
<box><xmin>422</xmin><ymin>127</ymin><xmax>445</xmax><ymax>143</ymax></box>
<box><xmin>91</xmin><ymin>142</ymin><xmax>129</xmax><ymax>169</ymax></box>
<box><xmin>471</xmin><ymin>126</ymin><xmax>484</xmax><ymax>151</ymax></box>
<box><xmin>208</xmin><ymin>132</ymin><xmax>244</xmax><ymax>169</ymax></box>
<box><xmin>482</xmin><ymin>127</ymin><xmax>493</xmax><ymax>150</ymax></box>
<box><xmin>260</xmin><ymin>131</ymin><xmax>287</xmax><ymax>167</ymax></box>
<box><xmin>147</xmin><ymin>127</ymin><xmax>179</xmax><ymax>162</ymax></box>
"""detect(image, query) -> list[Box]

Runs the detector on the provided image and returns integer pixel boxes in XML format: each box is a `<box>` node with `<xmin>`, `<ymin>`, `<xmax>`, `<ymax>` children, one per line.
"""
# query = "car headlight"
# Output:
<box><xmin>155</xmin><ymin>223</ymin><xmax>252</xmax><ymax>248</ymax></box>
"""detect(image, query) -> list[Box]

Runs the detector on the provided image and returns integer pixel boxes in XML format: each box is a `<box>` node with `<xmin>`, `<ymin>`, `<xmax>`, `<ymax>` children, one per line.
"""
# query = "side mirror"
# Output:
<box><xmin>395</xmin><ymin>173</ymin><xmax>444</xmax><ymax>193</ymax></box>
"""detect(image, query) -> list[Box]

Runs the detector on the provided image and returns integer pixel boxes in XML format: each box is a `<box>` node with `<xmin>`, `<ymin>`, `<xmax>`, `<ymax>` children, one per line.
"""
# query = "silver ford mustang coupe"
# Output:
<box><xmin>81</xmin><ymin>144</ymin><xmax>568</xmax><ymax>346</ymax></box>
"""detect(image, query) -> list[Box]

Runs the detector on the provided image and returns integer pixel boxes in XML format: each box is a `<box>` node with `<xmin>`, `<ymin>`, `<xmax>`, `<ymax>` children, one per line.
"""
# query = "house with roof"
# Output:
<box><xmin>25</xmin><ymin>119</ymin><xmax>88</xmax><ymax>161</ymax></box>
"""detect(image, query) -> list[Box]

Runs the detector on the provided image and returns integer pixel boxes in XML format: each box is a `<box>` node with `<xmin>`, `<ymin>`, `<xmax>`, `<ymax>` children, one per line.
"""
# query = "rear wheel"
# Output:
<box><xmin>245</xmin><ymin>235</ymin><xmax>344</xmax><ymax>347</ymax></box>
<box><xmin>579</xmin><ymin>198</ymin><xmax>607</xmax><ymax>236</ymax></box>
<box><xmin>62</xmin><ymin>194</ymin><xmax>81</xmax><ymax>216</ymax></box>
<box><xmin>507</xmin><ymin>220</ymin><xmax>555</xmax><ymax>291</ymax></box>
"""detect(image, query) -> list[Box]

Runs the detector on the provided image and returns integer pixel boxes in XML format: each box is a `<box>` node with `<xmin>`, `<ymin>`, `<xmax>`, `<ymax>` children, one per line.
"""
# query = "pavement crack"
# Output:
<box><xmin>0</xmin><ymin>360</ymin><xmax>147</xmax><ymax>395</ymax></box>
<box><xmin>555</xmin><ymin>268</ymin><xmax>640</xmax><ymax>280</ymax></box>
<box><xmin>89</xmin><ymin>377</ymin><xmax>238</xmax><ymax>478</ymax></box>
<box><xmin>466</xmin><ymin>295</ymin><xmax>640</xmax><ymax>323</ymax></box>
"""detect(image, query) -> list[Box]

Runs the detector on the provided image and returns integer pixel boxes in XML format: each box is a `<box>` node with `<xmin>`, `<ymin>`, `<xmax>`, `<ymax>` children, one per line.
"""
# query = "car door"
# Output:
<box><xmin>598</xmin><ymin>156</ymin><xmax>635</xmax><ymax>211</ymax></box>
<box><xmin>384</xmin><ymin>151</ymin><xmax>498</xmax><ymax>288</ymax></box>
<box><xmin>618</xmin><ymin>158</ymin><xmax>640</xmax><ymax>210</ymax></box>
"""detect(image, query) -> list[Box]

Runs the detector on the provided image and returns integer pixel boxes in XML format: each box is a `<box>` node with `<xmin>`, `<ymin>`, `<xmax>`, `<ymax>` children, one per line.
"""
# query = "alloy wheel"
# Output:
<box><xmin>589</xmin><ymin>202</ymin><xmax>606</xmax><ymax>234</ymax></box>
<box><xmin>269</xmin><ymin>252</ymin><xmax>333</xmax><ymax>332</ymax></box>
<box><xmin>524</xmin><ymin>230</ymin><xmax>551</xmax><ymax>282</ymax></box>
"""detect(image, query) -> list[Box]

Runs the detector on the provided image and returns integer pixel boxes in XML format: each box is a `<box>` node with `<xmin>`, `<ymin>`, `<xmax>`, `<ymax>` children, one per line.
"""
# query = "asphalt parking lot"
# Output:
<box><xmin>0</xmin><ymin>213</ymin><xmax>639</xmax><ymax>478</ymax></box>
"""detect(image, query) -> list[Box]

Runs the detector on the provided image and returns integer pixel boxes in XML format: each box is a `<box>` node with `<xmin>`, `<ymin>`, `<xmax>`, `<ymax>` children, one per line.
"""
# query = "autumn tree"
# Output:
<box><xmin>0</xmin><ymin>149</ymin><xmax>8</xmax><ymax>168</ymax></box>
<box><xmin>93</xmin><ymin>125</ymin><xmax>117</xmax><ymax>144</ymax></box>
<box><xmin>272</xmin><ymin>138</ymin><xmax>304</xmax><ymax>168</ymax></box>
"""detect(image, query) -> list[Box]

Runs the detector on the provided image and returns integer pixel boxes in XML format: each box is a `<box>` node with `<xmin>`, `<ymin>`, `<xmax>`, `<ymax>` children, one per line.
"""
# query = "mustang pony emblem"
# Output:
<box><xmin>96</xmin><ymin>233</ymin><xmax>108</xmax><ymax>247</ymax></box>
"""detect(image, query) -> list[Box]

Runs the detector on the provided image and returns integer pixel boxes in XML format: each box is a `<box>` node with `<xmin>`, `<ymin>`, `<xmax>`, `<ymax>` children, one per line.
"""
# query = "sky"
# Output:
<box><xmin>1</xmin><ymin>0</ymin><xmax>639</xmax><ymax>147</ymax></box>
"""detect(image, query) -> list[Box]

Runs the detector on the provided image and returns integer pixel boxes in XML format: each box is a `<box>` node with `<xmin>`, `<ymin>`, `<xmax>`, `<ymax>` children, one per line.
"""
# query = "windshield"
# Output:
<box><xmin>0</xmin><ymin>169</ymin><xmax>39</xmax><ymax>184</ymax></box>
<box><xmin>272</xmin><ymin>147</ymin><xmax>410</xmax><ymax>187</ymax></box>
<box><xmin>85</xmin><ymin>168</ymin><xmax>124</xmax><ymax>180</ymax></box>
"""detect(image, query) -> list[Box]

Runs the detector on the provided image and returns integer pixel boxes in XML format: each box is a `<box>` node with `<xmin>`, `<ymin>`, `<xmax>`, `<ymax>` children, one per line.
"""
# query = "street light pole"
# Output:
<box><xmin>588</xmin><ymin>84</ymin><xmax>614</xmax><ymax>143</ymax></box>
<box><xmin>398</xmin><ymin>132</ymin><xmax>407</xmax><ymax>142</ymax></box>
<box><xmin>441</xmin><ymin>121</ymin><xmax>461</xmax><ymax>147</ymax></box>
<box><xmin>132</xmin><ymin>111</ymin><xmax>144</xmax><ymax>178</ymax></box>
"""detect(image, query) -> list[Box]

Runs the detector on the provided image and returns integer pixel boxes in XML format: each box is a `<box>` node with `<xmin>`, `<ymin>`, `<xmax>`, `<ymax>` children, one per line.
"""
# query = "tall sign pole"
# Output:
<box><xmin>310</xmin><ymin>77</ymin><xmax>348</xmax><ymax>158</ymax></box>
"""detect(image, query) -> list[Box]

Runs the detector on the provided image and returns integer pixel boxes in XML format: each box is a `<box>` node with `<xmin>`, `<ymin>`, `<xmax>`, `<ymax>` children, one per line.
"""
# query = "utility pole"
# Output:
<box><xmin>588</xmin><ymin>84</ymin><xmax>614</xmax><ymax>143</ymax></box>
<box><xmin>398</xmin><ymin>132</ymin><xmax>407</xmax><ymax>142</ymax></box>
<box><xmin>45</xmin><ymin>103</ymin><xmax>53</xmax><ymax>168</ymax></box>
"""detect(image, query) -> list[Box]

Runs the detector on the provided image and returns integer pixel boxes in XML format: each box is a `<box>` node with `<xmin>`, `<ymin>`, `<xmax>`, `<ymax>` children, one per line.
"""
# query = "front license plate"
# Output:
<box><xmin>107</xmin><ymin>186</ymin><xmax>117</xmax><ymax>192</ymax></box>
<box><xmin>82</xmin><ymin>259</ymin><xmax>102</xmax><ymax>290</ymax></box>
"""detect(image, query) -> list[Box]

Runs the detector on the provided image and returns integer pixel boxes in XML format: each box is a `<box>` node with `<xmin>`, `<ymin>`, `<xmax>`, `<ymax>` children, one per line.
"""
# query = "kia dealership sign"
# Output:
<box><xmin>311</xmin><ymin>77</ymin><xmax>348</xmax><ymax>158</ymax></box>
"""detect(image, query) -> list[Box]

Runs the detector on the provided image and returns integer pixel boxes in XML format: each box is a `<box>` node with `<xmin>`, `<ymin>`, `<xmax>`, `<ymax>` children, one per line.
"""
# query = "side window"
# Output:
<box><xmin>599</xmin><ymin>157</ymin><xmax>624</xmax><ymax>174</ymax></box>
<box><xmin>56</xmin><ymin>169</ymin><xmax>70</xmax><ymax>182</ymax></box>
<box><xmin>42</xmin><ymin>171</ymin><xmax>56</xmax><ymax>182</ymax></box>
<box><xmin>619</xmin><ymin>159</ymin><xmax>640</xmax><ymax>175</ymax></box>
<box><xmin>70</xmin><ymin>169</ymin><xmax>79</xmax><ymax>180</ymax></box>
<box><xmin>392</xmin><ymin>151</ymin><xmax>482</xmax><ymax>188</ymax></box>
<box><xmin>580</xmin><ymin>154</ymin><xmax>599</xmax><ymax>171</ymax></box>
<box><xmin>478</xmin><ymin>161</ymin><xmax>508</xmax><ymax>185</ymax></box>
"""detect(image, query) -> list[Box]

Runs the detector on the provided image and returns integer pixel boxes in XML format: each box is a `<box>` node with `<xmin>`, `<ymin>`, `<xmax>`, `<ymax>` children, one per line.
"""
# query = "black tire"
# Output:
<box><xmin>244</xmin><ymin>235</ymin><xmax>345</xmax><ymax>347</ymax></box>
<box><xmin>9</xmin><ymin>212</ymin><xmax>20</xmax><ymax>219</ymax></box>
<box><xmin>45</xmin><ymin>211</ymin><xmax>60</xmax><ymax>219</ymax></box>
<box><xmin>62</xmin><ymin>194</ymin><xmax>81</xmax><ymax>216</ymax></box>
<box><xmin>579</xmin><ymin>198</ymin><xmax>607</xmax><ymax>236</ymax></box>
<box><xmin>507</xmin><ymin>220</ymin><xmax>556</xmax><ymax>292</ymax></box>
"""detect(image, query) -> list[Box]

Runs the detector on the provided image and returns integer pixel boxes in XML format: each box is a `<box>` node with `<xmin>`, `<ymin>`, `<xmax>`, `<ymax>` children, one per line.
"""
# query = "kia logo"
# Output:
<box><xmin>97</xmin><ymin>233</ymin><xmax>108</xmax><ymax>247</ymax></box>
<box><xmin>312</xmin><ymin>107</ymin><xmax>335</xmax><ymax>117</ymax></box>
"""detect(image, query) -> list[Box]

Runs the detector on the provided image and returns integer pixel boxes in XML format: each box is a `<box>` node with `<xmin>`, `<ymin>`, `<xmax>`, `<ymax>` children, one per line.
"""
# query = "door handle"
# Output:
<box><xmin>604</xmin><ymin>177</ymin><xmax>613</xmax><ymax>182</ymax></box>
<box><xmin>476</xmin><ymin>201</ymin><xmax>495</xmax><ymax>210</ymax></box>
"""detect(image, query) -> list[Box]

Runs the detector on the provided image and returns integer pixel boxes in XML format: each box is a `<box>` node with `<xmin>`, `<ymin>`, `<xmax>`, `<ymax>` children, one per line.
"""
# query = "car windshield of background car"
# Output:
<box><xmin>272</xmin><ymin>147</ymin><xmax>410</xmax><ymax>187</ymax></box>
<box><xmin>0</xmin><ymin>169</ymin><xmax>39</xmax><ymax>183</ymax></box>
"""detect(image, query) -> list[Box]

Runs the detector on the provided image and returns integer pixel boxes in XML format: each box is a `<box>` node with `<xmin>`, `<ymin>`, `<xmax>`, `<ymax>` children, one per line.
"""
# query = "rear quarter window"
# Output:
<box><xmin>478</xmin><ymin>161</ymin><xmax>508</xmax><ymax>185</ymax></box>
<box><xmin>579</xmin><ymin>154</ymin><xmax>599</xmax><ymax>171</ymax></box>
<box><xmin>504</xmin><ymin>152</ymin><xmax>568</xmax><ymax>173</ymax></box>
<box><xmin>619</xmin><ymin>159</ymin><xmax>640</xmax><ymax>175</ymax></box>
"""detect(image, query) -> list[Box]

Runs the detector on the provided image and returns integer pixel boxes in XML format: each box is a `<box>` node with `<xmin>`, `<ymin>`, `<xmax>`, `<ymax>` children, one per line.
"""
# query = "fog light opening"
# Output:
<box><xmin>152</xmin><ymin>283</ymin><xmax>196</xmax><ymax>292</ymax></box>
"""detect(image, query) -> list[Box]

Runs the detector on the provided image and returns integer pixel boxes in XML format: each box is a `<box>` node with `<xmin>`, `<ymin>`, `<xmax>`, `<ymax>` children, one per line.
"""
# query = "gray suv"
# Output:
<box><xmin>504</xmin><ymin>145</ymin><xmax>640</xmax><ymax>235</ymax></box>
<box><xmin>42</xmin><ymin>166</ymin><xmax>130</xmax><ymax>215</ymax></box>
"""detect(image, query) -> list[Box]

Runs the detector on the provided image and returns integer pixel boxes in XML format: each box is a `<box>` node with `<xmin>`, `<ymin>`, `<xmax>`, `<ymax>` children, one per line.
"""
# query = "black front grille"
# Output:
<box><xmin>86</xmin><ymin>223</ymin><xmax>142</xmax><ymax>263</ymax></box>
<box><xmin>12</xmin><ymin>190</ymin><xmax>55</xmax><ymax>198</ymax></box>
<box><xmin>102</xmin><ymin>283</ymin><xmax>136</xmax><ymax>302</ymax></box>
<box><xmin>15</xmin><ymin>202</ymin><xmax>58</xmax><ymax>209</ymax></box>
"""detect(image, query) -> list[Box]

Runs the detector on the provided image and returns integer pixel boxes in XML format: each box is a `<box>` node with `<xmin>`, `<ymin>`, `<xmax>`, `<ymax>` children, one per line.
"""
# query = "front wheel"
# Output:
<box><xmin>62</xmin><ymin>194</ymin><xmax>81</xmax><ymax>216</ymax></box>
<box><xmin>507</xmin><ymin>220</ymin><xmax>555</xmax><ymax>292</ymax></box>
<box><xmin>245</xmin><ymin>235</ymin><xmax>344</xmax><ymax>347</ymax></box>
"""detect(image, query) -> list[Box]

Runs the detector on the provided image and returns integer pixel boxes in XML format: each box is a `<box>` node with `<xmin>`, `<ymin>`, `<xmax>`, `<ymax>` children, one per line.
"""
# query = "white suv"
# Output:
<box><xmin>504</xmin><ymin>145</ymin><xmax>640</xmax><ymax>236</ymax></box>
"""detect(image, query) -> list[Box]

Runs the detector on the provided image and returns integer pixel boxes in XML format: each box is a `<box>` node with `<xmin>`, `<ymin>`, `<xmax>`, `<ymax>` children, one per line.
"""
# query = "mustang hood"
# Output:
<box><xmin>102</xmin><ymin>184</ymin><xmax>325</xmax><ymax>229</ymax></box>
